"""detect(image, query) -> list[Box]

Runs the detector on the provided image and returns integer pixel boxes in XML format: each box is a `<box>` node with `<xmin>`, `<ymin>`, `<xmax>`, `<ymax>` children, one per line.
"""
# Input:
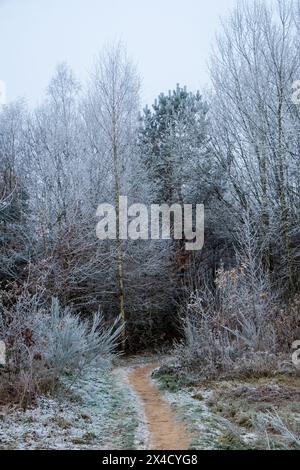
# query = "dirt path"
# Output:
<box><xmin>128</xmin><ymin>363</ymin><xmax>191</xmax><ymax>450</ymax></box>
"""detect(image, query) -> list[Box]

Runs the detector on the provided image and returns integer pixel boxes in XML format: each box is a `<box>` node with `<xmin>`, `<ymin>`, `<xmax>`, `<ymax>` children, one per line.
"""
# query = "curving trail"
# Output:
<box><xmin>128</xmin><ymin>363</ymin><xmax>191</xmax><ymax>450</ymax></box>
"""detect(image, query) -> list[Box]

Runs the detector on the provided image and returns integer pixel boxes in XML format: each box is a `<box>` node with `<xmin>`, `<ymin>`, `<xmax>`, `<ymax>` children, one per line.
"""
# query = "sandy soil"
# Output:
<box><xmin>128</xmin><ymin>363</ymin><xmax>191</xmax><ymax>450</ymax></box>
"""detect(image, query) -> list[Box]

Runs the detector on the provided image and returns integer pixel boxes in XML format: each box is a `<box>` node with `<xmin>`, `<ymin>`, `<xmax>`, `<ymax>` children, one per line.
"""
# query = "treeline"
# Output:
<box><xmin>0</xmin><ymin>0</ymin><xmax>300</xmax><ymax>385</ymax></box>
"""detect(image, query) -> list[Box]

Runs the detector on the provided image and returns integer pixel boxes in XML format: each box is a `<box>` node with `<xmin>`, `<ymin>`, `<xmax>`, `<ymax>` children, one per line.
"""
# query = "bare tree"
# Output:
<box><xmin>209</xmin><ymin>0</ymin><xmax>300</xmax><ymax>293</ymax></box>
<box><xmin>85</xmin><ymin>43</ymin><xmax>140</xmax><ymax>350</ymax></box>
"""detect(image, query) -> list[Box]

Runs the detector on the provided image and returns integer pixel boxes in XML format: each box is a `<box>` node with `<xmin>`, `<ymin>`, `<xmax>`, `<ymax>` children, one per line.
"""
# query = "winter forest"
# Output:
<box><xmin>0</xmin><ymin>0</ymin><xmax>300</xmax><ymax>452</ymax></box>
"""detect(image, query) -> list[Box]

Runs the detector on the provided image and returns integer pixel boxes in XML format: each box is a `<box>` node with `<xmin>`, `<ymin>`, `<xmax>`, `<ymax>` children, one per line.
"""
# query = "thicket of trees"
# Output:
<box><xmin>1</xmin><ymin>0</ymin><xmax>300</xmax><ymax>403</ymax></box>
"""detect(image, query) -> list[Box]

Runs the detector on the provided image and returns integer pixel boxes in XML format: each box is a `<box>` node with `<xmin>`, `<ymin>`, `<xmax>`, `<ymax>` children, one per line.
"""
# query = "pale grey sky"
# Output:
<box><xmin>0</xmin><ymin>0</ymin><xmax>237</xmax><ymax>107</ymax></box>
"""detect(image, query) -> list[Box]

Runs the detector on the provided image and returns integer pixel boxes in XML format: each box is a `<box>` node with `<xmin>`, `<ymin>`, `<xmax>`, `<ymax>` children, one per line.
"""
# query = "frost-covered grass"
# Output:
<box><xmin>153</xmin><ymin>365</ymin><xmax>300</xmax><ymax>450</ymax></box>
<box><xmin>162</xmin><ymin>388</ymin><xmax>227</xmax><ymax>449</ymax></box>
<box><xmin>0</xmin><ymin>368</ymin><xmax>140</xmax><ymax>450</ymax></box>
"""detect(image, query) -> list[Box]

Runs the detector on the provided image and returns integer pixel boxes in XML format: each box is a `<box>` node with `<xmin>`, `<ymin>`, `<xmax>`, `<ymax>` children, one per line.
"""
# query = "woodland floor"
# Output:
<box><xmin>0</xmin><ymin>354</ymin><xmax>299</xmax><ymax>450</ymax></box>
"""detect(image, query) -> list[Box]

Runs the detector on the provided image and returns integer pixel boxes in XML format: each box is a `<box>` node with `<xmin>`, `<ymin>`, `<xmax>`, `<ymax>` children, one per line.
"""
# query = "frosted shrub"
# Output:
<box><xmin>0</xmin><ymin>293</ymin><xmax>121</xmax><ymax>407</ymax></box>
<box><xmin>176</xmin><ymin>315</ymin><xmax>234</xmax><ymax>378</ymax></box>
<box><xmin>175</xmin><ymin>288</ymin><xmax>236</xmax><ymax>378</ymax></box>
<box><xmin>34</xmin><ymin>297</ymin><xmax>122</xmax><ymax>376</ymax></box>
<box><xmin>0</xmin><ymin>292</ymin><xmax>44</xmax><ymax>407</ymax></box>
<box><xmin>216</xmin><ymin>262</ymin><xmax>277</xmax><ymax>353</ymax></box>
<box><xmin>176</xmin><ymin>257</ymin><xmax>280</xmax><ymax>379</ymax></box>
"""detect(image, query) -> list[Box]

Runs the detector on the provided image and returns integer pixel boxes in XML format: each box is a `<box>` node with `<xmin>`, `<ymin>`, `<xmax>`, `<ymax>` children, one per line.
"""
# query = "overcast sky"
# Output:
<box><xmin>0</xmin><ymin>0</ymin><xmax>237</xmax><ymax>107</ymax></box>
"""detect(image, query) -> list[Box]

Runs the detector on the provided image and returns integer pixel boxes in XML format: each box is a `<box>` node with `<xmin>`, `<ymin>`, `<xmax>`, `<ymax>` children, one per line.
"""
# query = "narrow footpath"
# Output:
<box><xmin>128</xmin><ymin>363</ymin><xmax>191</xmax><ymax>450</ymax></box>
